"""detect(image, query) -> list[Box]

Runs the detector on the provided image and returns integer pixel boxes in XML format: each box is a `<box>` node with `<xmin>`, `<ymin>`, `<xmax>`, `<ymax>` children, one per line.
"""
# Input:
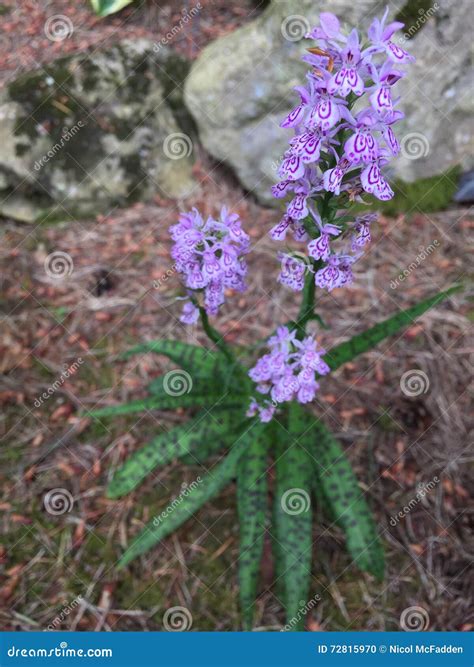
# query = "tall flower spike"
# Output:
<box><xmin>271</xmin><ymin>8</ymin><xmax>414</xmax><ymax>293</ymax></box>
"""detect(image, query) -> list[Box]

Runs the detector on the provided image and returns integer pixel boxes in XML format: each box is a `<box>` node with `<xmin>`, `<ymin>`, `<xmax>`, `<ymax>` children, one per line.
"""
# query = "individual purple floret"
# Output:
<box><xmin>247</xmin><ymin>326</ymin><xmax>330</xmax><ymax>421</ymax></box>
<box><xmin>271</xmin><ymin>9</ymin><xmax>414</xmax><ymax>293</ymax></box>
<box><xmin>170</xmin><ymin>206</ymin><xmax>250</xmax><ymax>321</ymax></box>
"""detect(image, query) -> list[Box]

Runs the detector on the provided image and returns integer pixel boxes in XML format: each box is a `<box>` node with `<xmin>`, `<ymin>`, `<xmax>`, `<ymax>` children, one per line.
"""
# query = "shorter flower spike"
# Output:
<box><xmin>170</xmin><ymin>207</ymin><xmax>250</xmax><ymax>321</ymax></box>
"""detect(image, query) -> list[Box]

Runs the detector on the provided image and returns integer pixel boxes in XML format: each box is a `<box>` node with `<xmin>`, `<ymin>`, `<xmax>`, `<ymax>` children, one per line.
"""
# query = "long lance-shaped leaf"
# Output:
<box><xmin>325</xmin><ymin>285</ymin><xmax>461</xmax><ymax>371</ymax></box>
<box><xmin>123</xmin><ymin>339</ymin><xmax>248</xmax><ymax>393</ymax></box>
<box><xmin>273</xmin><ymin>405</ymin><xmax>313</xmax><ymax>630</ymax></box>
<box><xmin>107</xmin><ymin>410</ymin><xmax>241</xmax><ymax>499</ymax></box>
<box><xmin>147</xmin><ymin>374</ymin><xmax>247</xmax><ymax>402</ymax></box>
<box><xmin>87</xmin><ymin>392</ymin><xmax>234</xmax><ymax>418</ymax></box>
<box><xmin>308</xmin><ymin>417</ymin><xmax>384</xmax><ymax>580</ymax></box>
<box><xmin>90</xmin><ymin>0</ymin><xmax>134</xmax><ymax>18</ymax></box>
<box><xmin>237</xmin><ymin>429</ymin><xmax>269</xmax><ymax>630</ymax></box>
<box><xmin>88</xmin><ymin>366</ymin><xmax>248</xmax><ymax>419</ymax></box>
<box><xmin>121</xmin><ymin>339</ymin><xmax>226</xmax><ymax>376</ymax></box>
<box><xmin>119</xmin><ymin>420</ymin><xmax>263</xmax><ymax>567</ymax></box>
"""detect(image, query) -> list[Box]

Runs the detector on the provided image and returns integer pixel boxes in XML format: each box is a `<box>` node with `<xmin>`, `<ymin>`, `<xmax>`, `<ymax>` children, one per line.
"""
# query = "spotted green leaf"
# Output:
<box><xmin>123</xmin><ymin>339</ymin><xmax>247</xmax><ymax>394</ymax></box>
<box><xmin>273</xmin><ymin>405</ymin><xmax>313</xmax><ymax>630</ymax></box>
<box><xmin>309</xmin><ymin>417</ymin><xmax>384</xmax><ymax>580</ymax></box>
<box><xmin>237</xmin><ymin>429</ymin><xmax>269</xmax><ymax>630</ymax></box>
<box><xmin>325</xmin><ymin>285</ymin><xmax>460</xmax><ymax>371</ymax></box>
<box><xmin>87</xmin><ymin>392</ymin><xmax>232</xmax><ymax>418</ymax></box>
<box><xmin>122</xmin><ymin>340</ymin><xmax>226</xmax><ymax>375</ymax></box>
<box><xmin>119</xmin><ymin>420</ymin><xmax>263</xmax><ymax>567</ymax></box>
<box><xmin>107</xmin><ymin>410</ymin><xmax>242</xmax><ymax>499</ymax></box>
<box><xmin>90</xmin><ymin>0</ymin><xmax>135</xmax><ymax>17</ymax></box>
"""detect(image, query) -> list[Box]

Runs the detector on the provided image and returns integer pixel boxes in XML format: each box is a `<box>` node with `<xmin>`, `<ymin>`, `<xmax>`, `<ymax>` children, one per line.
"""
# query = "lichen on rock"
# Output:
<box><xmin>0</xmin><ymin>39</ymin><xmax>196</xmax><ymax>223</ymax></box>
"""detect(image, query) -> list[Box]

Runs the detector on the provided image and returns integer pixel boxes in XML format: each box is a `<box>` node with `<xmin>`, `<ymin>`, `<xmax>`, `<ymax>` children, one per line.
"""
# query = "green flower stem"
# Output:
<box><xmin>293</xmin><ymin>195</ymin><xmax>333</xmax><ymax>339</ymax></box>
<box><xmin>293</xmin><ymin>262</ymin><xmax>317</xmax><ymax>339</ymax></box>
<box><xmin>198</xmin><ymin>306</ymin><xmax>234</xmax><ymax>362</ymax></box>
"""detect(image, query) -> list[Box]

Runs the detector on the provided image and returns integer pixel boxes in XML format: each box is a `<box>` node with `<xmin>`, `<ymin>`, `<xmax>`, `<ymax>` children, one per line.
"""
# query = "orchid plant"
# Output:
<box><xmin>90</xmin><ymin>11</ymin><xmax>460</xmax><ymax>630</ymax></box>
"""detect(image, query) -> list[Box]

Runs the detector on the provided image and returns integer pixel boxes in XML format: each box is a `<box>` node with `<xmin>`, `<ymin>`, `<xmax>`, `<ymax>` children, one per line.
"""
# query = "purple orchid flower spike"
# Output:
<box><xmin>248</xmin><ymin>326</ymin><xmax>329</xmax><ymax>421</ymax></box>
<box><xmin>170</xmin><ymin>206</ymin><xmax>250</xmax><ymax>322</ymax></box>
<box><xmin>266</xmin><ymin>6</ymin><xmax>413</xmax><ymax>311</ymax></box>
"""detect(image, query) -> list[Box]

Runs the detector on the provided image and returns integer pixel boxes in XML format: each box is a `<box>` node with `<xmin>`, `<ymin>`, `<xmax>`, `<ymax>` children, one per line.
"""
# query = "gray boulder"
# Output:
<box><xmin>0</xmin><ymin>40</ymin><xmax>196</xmax><ymax>222</ymax></box>
<box><xmin>184</xmin><ymin>0</ymin><xmax>472</xmax><ymax>203</ymax></box>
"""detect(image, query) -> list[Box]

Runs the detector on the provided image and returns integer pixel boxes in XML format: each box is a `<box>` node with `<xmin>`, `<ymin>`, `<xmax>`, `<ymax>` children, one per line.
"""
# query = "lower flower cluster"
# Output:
<box><xmin>247</xmin><ymin>326</ymin><xmax>330</xmax><ymax>422</ymax></box>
